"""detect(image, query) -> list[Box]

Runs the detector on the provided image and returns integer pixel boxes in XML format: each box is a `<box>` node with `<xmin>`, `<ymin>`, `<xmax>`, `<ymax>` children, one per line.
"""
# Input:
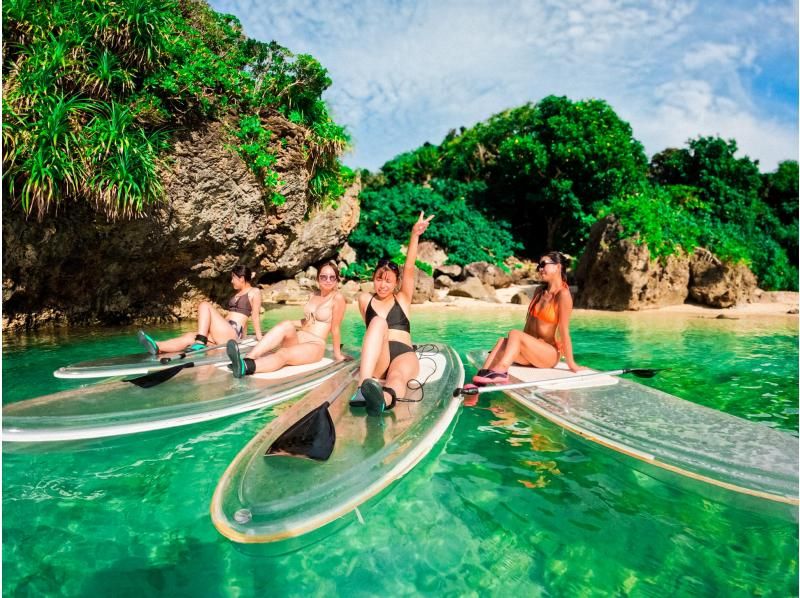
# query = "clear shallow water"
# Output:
<box><xmin>3</xmin><ymin>306</ymin><xmax>798</xmax><ymax>596</ymax></box>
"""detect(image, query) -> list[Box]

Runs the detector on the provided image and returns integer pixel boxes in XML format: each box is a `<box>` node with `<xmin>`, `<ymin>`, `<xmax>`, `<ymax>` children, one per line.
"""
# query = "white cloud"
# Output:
<box><xmin>211</xmin><ymin>0</ymin><xmax>798</xmax><ymax>171</ymax></box>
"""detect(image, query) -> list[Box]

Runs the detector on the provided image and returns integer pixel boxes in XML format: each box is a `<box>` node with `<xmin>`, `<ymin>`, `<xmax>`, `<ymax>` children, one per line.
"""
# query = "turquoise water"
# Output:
<box><xmin>3</xmin><ymin>306</ymin><xmax>798</xmax><ymax>596</ymax></box>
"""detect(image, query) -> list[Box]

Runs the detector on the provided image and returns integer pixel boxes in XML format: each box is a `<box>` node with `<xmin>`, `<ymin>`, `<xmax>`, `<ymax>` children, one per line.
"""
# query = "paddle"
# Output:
<box><xmin>125</xmin><ymin>362</ymin><xmax>196</xmax><ymax>388</ymax></box>
<box><xmin>453</xmin><ymin>368</ymin><xmax>666</xmax><ymax>396</ymax></box>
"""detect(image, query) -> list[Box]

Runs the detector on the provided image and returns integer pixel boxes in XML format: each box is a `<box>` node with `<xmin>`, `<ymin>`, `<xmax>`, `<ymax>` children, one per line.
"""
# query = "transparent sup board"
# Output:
<box><xmin>211</xmin><ymin>343</ymin><xmax>464</xmax><ymax>543</ymax></box>
<box><xmin>466</xmin><ymin>351</ymin><xmax>799</xmax><ymax>505</ymax></box>
<box><xmin>4</xmin><ymin>347</ymin><xmax>358</xmax><ymax>443</ymax></box>
<box><xmin>53</xmin><ymin>337</ymin><xmax>259</xmax><ymax>379</ymax></box>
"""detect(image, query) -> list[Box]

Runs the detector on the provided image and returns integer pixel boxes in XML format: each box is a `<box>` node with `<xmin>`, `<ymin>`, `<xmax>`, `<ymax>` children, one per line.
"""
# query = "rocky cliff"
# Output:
<box><xmin>2</xmin><ymin>115</ymin><xmax>359</xmax><ymax>331</ymax></box>
<box><xmin>575</xmin><ymin>217</ymin><xmax>758</xmax><ymax>310</ymax></box>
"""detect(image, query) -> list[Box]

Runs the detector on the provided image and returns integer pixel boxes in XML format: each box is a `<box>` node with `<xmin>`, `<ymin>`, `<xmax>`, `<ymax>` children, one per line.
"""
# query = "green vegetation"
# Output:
<box><xmin>348</xmin><ymin>179</ymin><xmax>520</xmax><ymax>271</ymax></box>
<box><xmin>356</xmin><ymin>96</ymin><xmax>797</xmax><ymax>290</ymax></box>
<box><xmin>2</xmin><ymin>0</ymin><xmax>349</xmax><ymax>219</ymax></box>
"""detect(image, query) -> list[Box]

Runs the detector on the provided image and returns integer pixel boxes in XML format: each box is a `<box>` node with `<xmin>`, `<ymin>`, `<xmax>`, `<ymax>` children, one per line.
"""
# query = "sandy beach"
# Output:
<box><xmin>414</xmin><ymin>285</ymin><xmax>800</xmax><ymax>320</ymax></box>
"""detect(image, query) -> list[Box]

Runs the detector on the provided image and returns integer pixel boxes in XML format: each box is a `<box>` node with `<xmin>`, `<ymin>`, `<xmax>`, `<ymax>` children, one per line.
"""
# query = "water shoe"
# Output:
<box><xmin>360</xmin><ymin>378</ymin><xmax>386</xmax><ymax>416</ymax></box>
<box><xmin>227</xmin><ymin>340</ymin><xmax>247</xmax><ymax>378</ymax></box>
<box><xmin>138</xmin><ymin>330</ymin><xmax>158</xmax><ymax>355</ymax></box>
<box><xmin>471</xmin><ymin>369</ymin><xmax>509</xmax><ymax>385</ymax></box>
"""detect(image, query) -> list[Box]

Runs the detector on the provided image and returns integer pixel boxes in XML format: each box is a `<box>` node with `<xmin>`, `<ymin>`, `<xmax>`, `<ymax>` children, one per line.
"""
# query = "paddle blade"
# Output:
<box><xmin>626</xmin><ymin>368</ymin><xmax>665</xmax><ymax>379</ymax></box>
<box><xmin>266</xmin><ymin>402</ymin><xmax>336</xmax><ymax>461</ymax></box>
<box><xmin>125</xmin><ymin>363</ymin><xmax>194</xmax><ymax>388</ymax></box>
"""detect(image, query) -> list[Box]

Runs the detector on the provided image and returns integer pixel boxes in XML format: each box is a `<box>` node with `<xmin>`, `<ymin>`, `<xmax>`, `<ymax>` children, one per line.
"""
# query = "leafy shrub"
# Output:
<box><xmin>2</xmin><ymin>0</ymin><xmax>349</xmax><ymax>219</ymax></box>
<box><xmin>348</xmin><ymin>179</ymin><xmax>520</xmax><ymax>273</ymax></box>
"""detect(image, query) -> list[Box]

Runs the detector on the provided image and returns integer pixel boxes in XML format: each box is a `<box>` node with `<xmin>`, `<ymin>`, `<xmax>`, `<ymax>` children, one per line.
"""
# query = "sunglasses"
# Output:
<box><xmin>376</xmin><ymin>259</ymin><xmax>400</xmax><ymax>272</ymax></box>
<box><xmin>537</xmin><ymin>260</ymin><xmax>556</xmax><ymax>270</ymax></box>
<box><xmin>318</xmin><ymin>274</ymin><xmax>337</xmax><ymax>282</ymax></box>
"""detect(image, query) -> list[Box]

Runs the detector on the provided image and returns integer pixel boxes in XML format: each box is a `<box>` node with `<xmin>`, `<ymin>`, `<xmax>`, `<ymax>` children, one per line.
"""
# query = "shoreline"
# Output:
<box><xmin>413</xmin><ymin>286</ymin><xmax>799</xmax><ymax>320</ymax></box>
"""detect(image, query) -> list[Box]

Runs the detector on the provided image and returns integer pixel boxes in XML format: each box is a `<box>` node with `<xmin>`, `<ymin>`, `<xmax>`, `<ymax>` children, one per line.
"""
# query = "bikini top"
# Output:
<box><xmin>528</xmin><ymin>283</ymin><xmax>567</xmax><ymax>325</ymax></box>
<box><xmin>303</xmin><ymin>293</ymin><xmax>336</xmax><ymax>325</ymax></box>
<box><xmin>365</xmin><ymin>295</ymin><xmax>411</xmax><ymax>333</ymax></box>
<box><xmin>228</xmin><ymin>292</ymin><xmax>252</xmax><ymax>317</ymax></box>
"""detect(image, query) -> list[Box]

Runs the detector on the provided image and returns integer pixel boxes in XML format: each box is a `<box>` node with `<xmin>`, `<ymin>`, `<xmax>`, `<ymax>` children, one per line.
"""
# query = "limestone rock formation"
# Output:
<box><xmin>464</xmin><ymin>262</ymin><xmax>512</xmax><ymax>289</ymax></box>
<box><xmin>3</xmin><ymin>116</ymin><xmax>359</xmax><ymax>330</ymax></box>
<box><xmin>448</xmin><ymin>277</ymin><xmax>499</xmax><ymax>302</ymax></box>
<box><xmin>575</xmin><ymin>216</ymin><xmax>690</xmax><ymax>310</ymax></box>
<box><xmin>689</xmin><ymin>248</ymin><xmax>757</xmax><ymax>308</ymax></box>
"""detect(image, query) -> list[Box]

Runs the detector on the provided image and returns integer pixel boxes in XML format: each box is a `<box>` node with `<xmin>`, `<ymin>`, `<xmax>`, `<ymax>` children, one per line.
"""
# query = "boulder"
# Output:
<box><xmin>464</xmin><ymin>262</ymin><xmax>512</xmax><ymax>289</ymax></box>
<box><xmin>575</xmin><ymin>216</ymin><xmax>690</xmax><ymax>310</ymax></box>
<box><xmin>416</xmin><ymin>241</ymin><xmax>448</xmax><ymax>269</ymax></box>
<box><xmin>689</xmin><ymin>248</ymin><xmax>757</xmax><ymax>308</ymax></box>
<box><xmin>435</xmin><ymin>264</ymin><xmax>463</xmax><ymax>279</ymax></box>
<box><xmin>506</xmin><ymin>258</ymin><xmax>537</xmax><ymax>283</ymax></box>
<box><xmin>448</xmin><ymin>277</ymin><xmax>499</xmax><ymax>302</ymax></box>
<box><xmin>510</xmin><ymin>290</ymin><xmax>533</xmax><ymax>305</ymax></box>
<box><xmin>412</xmin><ymin>270</ymin><xmax>435</xmax><ymax>304</ymax></box>
<box><xmin>261</xmin><ymin>279</ymin><xmax>306</xmax><ymax>305</ymax></box>
<box><xmin>337</xmin><ymin>242</ymin><xmax>357</xmax><ymax>265</ymax></box>
<box><xmin>340</xmin><ymin>280</ymin><xmax>361</xmax><ymax>303</ymax></box>
<box><xmin>435</xmin><ymin>275</ymin><xmax>455</xmax><ymax>289</ymax></box>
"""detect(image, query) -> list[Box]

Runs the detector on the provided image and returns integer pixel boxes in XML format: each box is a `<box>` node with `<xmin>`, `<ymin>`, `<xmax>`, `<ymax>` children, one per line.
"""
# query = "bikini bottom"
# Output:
<box><xmin>228</xmin><ymin>320</ymin><xmax>244</xmax><ymax>340</ymax></box>
<box><xmin>381</xmin><ymin>341</ymin><xmax>416</xmax><ymax>378</ymax></box>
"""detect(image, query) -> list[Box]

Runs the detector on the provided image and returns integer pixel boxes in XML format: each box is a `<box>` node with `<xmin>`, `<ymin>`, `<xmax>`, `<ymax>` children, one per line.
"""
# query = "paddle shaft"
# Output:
<box><xmin>457</xmin><ymin>368</ymin><xmax>658</xmax><ymax>396</ymax></box>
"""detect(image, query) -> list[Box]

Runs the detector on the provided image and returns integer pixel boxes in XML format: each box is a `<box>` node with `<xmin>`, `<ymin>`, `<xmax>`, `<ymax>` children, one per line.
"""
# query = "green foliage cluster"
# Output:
<box><xmin>2</xmin><ymin>0</ymin><xmax>350</xmax><ymax>219</ymax></box>
<box><xmin>647</xmin><ymin>138</ymin><xmax>797</xmax><ymax>290</ymax></box>
<box><xmin>347</xmin><ymin>179</ymin><xmax>520</xmax><ymax>273</ymax></box>
<box><xmin>362</xmin><ymin>96</ymin><xmax>797</xmax><ymax>290</ymax></box>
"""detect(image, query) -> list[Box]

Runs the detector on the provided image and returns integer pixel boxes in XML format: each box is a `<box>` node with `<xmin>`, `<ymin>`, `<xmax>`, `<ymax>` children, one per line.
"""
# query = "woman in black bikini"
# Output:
<box><xmin>354</xmin><ymin>211</ymin><xmax>434</xmax><ymax>415</ymax></box>
<box><xmin>138</xmin><ymin>265</ymin><xmax>262</xmax><ymax>354</ymax></box>
<box><xmin>226</xmin><ymin>261</ymin><xmax>347</xmax><ymax>377</ymax></box>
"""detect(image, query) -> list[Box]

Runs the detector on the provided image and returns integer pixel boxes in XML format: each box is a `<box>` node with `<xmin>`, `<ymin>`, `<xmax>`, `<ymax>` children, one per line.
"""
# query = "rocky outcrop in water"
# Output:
<box><xmin>575</xmin><ymin>216</ymin><xmax>757</xmax><ymax>310</ymax></box>
<box><xmin>2</xmin><ymin>115</ymin><xmax>359</xmax><ymax>331</ymax></box>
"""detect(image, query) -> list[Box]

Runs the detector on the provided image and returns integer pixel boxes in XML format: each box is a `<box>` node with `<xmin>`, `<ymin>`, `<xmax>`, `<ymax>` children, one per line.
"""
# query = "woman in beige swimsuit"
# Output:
<box><xmin>226</xmin><ymin>261</ymin><xmax>346</xmax><ymax>377</ymax></box>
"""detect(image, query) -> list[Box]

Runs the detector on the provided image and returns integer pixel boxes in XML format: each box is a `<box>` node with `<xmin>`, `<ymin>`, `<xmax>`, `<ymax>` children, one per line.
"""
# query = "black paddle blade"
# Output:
<box><xmin>266</xmin><ymin>402</ymin><xmax>336</xmax><ymax>461</ymax></box>
<box><xmin>627</xmin><ymin>368</ymin><xmax>664</xmax><ymax>379</ymax></box>
<box><xmin>125</xmin><ymin>363</ymin><xmax>194</xmax><ymax>388</ymax></box>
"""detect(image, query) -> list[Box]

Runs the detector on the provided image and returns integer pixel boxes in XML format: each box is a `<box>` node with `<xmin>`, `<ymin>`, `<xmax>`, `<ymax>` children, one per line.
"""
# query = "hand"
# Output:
<box><xmin>411</xmin><ymin>211</ymin><xmax>434</xmax><ymax>237</ymax></box>
<box><xmin>337</xmin><ymin>353</ymin><xmax>353</xmax><ymax>362</ymax></box>
<box><xmin>569</xmin><ymin>363</ymin><xmax>587</xmax><ymax>373</ymax></box>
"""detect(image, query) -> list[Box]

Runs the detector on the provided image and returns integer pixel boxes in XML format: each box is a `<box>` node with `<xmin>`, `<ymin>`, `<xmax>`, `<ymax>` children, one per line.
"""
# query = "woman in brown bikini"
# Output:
<box><xmin>138</xmin><ymin>265</ymin><xmax>262</xmax><ymax>354</ymax></box>
<box><xmin>226</xmin><ymin>261</ymin><xmax>347</xmax><ymax>377</ymax></box>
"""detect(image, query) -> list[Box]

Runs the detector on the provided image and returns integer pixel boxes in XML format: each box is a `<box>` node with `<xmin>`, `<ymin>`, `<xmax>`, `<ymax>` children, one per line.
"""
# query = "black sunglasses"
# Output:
<box><xmin>376</xmin><ymin>259</ymin><xmax>400</xmax><ymax>272</ymax></box>
<box><xmin>537</xmin><ymin>260</ymin><xmax>556</xmax><ymax>270</ymax></box>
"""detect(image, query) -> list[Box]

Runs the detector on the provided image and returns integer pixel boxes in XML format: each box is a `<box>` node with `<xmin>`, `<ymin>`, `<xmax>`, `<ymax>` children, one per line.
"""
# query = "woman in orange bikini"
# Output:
<box><xmin>137</xmin><ymin>265</ymin><xmax>262</xmax><ymax>354</ymax></box>
<box><xmin>226</xmin><ymin>261</ymin><xmax>346</xmax><ymax>377</ymax></box>
<box><xmin>473</xmin><ymin>251</ymin><xmax>582</xmax><ymax>385</ymax></box>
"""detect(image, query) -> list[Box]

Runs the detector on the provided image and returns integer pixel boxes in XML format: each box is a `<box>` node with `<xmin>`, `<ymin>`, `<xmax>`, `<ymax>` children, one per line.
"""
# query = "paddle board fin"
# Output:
<box><xmin>266</xmin><ymin>402</ymin><xmax>336</xmax><ymax>461</ymax></box>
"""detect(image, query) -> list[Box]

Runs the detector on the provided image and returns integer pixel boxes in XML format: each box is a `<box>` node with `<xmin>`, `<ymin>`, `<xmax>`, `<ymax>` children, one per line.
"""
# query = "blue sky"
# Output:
<box><xmin>207</xmin><ymin>0</ymin><xmax>798</xmax><ymax>172</ymax></box>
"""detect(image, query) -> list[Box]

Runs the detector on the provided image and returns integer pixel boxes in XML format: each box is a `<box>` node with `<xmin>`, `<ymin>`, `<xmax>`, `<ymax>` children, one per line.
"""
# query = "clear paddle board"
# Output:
<box><xmin>211</xmin><ymin>343</ymin><xmax>464</xmax><ymax>543</ymax></box>
<box><xmin>466</xmin><ymin>351</ymin><xmax>799</xmax><ymax>505</ymax></box>
<box><xmin>4</xmin><ymin>347</ymin><xmax>357</xmax><ymax>443</ymax></box>
<box><xmin>52</xmin><ymin>337</ymin><xmax>259</xmax><ymax>379</ymax></box>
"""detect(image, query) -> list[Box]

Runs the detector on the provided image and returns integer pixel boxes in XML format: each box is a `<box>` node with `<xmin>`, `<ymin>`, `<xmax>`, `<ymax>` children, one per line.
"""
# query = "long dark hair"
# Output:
<box><xmin>541</xmin><ymin>251</ymin><xmax>568</xmax><ymax>284</ymax></box>
<box><xmin>532</xmin><ymin>251</ymin><xmax>569</xmax><ymax>304</ymax></box>
<box><xmin>231</xmin><ymin>265</ymin><xmax>253</xmax><ymax>282</ymax></box>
